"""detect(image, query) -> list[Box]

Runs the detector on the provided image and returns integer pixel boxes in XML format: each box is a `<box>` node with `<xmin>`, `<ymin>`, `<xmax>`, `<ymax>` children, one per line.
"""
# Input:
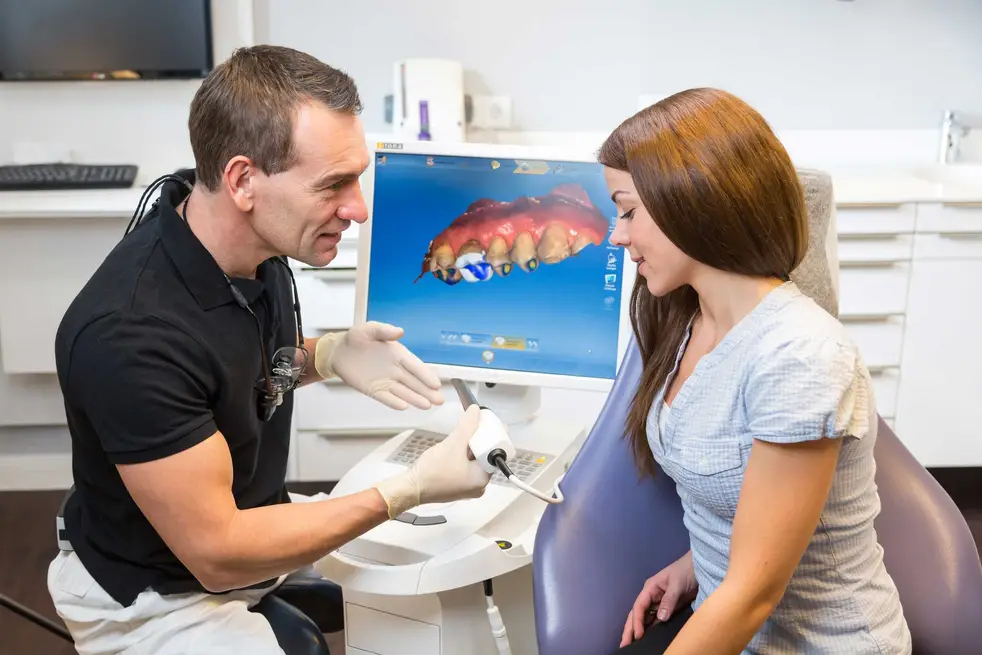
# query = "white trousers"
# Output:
<box><xmin>48</xmin><ymin>549</ymin><xmax>338</xmax><ymax>654</ymax></box>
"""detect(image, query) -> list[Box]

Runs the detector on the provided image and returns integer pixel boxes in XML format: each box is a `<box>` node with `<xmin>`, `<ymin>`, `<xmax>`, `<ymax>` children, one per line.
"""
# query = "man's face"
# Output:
<box><xmin>251</xmin><ymin>102</ymin><xmax>370</xmax><ymax>268</ymax></box>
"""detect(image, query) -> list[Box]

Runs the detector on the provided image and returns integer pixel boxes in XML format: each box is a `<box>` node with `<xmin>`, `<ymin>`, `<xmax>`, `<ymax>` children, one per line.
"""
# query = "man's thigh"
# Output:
<box><xmin>47</xmin><ymin>551</ymin><xmax>286</xmax><ymax>655</ymax></box>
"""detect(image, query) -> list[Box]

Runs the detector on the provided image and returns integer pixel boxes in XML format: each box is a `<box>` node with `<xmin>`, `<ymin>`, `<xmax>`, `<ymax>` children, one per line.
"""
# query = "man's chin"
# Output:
<box><xmin>298</xmin><ymin>248</ymin><xmax>338</xmax><ymax>269</ymax></box>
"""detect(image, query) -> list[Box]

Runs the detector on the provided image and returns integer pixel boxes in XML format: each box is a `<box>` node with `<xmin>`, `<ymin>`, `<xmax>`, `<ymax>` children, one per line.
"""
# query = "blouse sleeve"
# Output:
<box><xmin>744</xmin><ymin>335</ymin><xmax>871</xmax><ymax>444</ymax></box>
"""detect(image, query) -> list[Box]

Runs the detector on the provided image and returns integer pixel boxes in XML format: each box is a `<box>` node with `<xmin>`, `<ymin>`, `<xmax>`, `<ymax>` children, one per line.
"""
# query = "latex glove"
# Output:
<box><xmin>620</xmin><ymin>550</ymin><xmax>698</xmax><ymax>647</ymax></box>
<box><xmin>314</xmin><ymin>321</ymin><xmax>445</xmax><ymax>410</ymax></box>
<box><xmin>373</xmin><ymin>404</ymin><xmax>492</xmax><ymax>518</ymax></box>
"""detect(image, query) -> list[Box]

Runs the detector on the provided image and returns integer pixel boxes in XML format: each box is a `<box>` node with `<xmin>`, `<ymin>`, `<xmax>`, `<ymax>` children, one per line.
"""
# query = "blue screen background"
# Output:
<box><xmin>365</xmin><ymin>151</ymin><xmax>625</xmax><ymax>380</ymax></box>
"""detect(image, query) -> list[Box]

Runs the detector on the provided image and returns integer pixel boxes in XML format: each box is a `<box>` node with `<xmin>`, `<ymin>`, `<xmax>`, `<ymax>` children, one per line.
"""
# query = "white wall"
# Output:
<box><xmin>3</xmin><ymin>0</ymin><xmax>981</xmax><ymax>172</ymax></box>
<box><xmin>257</xmin><ymin>0</ymin><xmax>982</xmax><ymax>134</ymax></box>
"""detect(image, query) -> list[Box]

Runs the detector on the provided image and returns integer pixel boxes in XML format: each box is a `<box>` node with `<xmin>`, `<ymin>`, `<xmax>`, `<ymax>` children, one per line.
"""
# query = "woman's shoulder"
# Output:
<box><xmin>740</xmin><ymin>288</ymin><xmax>874</xmax><ymax>443</ymax></box>
<box><xmin>754</xmin><ymin>287</ymin><xmax>860</xmax><ymax>366</ymax></box>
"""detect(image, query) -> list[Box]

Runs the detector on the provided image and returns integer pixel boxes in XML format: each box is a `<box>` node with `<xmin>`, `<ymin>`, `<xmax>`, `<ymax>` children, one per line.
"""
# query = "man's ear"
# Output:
<box><xmin>223</xmin><ymin>156</ymin><xmax>256</xmax><ymax>211</ymax></box>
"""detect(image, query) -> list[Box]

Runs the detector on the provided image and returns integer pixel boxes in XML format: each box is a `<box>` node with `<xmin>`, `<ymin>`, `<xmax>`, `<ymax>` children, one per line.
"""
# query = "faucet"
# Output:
<box><xmin>939</xmin><ymin>110</ymin><xmax>982</xmax><ymax>164</ymax></box>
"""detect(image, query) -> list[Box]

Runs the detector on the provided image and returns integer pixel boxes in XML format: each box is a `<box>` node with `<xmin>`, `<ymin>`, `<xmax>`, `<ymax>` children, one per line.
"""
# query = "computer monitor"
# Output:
<box><xmin>354</xmin><ymin>141</ymin><xmax>636</xmax><ymax>421</ymax></box>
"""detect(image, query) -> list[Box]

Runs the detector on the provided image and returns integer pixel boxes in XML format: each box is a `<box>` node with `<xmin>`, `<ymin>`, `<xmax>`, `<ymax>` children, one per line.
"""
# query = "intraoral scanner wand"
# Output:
<box><xmin>450</xmin><ymin>379</ymin><xmax>563</xmax><ymax>504</ymax></box>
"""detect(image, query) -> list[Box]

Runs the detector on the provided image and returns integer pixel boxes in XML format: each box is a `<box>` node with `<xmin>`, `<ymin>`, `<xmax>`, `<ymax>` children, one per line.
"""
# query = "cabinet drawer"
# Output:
<box><xmin>843</xmin><ymin>318</ymin><xmax>904</xmax><ymax>370</ymax></box>
<box><xmin>837</xmin><ymin>235</ymin><xmax>912</xmax><ymax>264</ymax></box>
<box><xmin>912</xmin><ymin>232</ymin><xmax>982</xmax><ymax>260</ymax></box>
<box><xmin>295</xmin><ymin>430</ymin><xmax>395</xmax><ymax>481</ymax></box>
<box><xmin>347</xmin><ymin>603</ymin><xmax>441</xmax><ymax>655</ymax></box>
<box><xmin>835</xmin><ymin>204</ymin><xmax>916</xmax><ymax>236</ymax></box>
<box><xmin>295</xmin><ymin>271</ymin><xmax>357</xmax><ymax>331</ymax></box>
<box><xmin>295</xmin><ymin>380</ymin><xmax>454</xmax><ymax>432</ymax></box>
<box><xmin>916</xmin><ymin>202</ymin><xmax>982</xmax><ymax>234</ymax></box>
<box><xmin>838</xmin><ymin>265</ymin><xmax>910</xmax><ymax>318</ymax></box>
<box><xmin>869</xmin><ymin>368</ymin><xmax>899</xmax><ymax>419</ymax></box>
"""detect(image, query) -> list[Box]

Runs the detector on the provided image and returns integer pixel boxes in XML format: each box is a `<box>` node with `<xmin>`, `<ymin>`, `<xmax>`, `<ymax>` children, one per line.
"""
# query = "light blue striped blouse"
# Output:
<box><xmin>647</xmin><ymin>281</ymin><xmax>911</xmax><ymax>654</ymax></box>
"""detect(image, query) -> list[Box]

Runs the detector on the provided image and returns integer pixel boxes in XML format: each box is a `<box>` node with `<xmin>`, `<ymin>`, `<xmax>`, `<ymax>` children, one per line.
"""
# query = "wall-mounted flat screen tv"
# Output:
<box><xmin>0</xmin><ymin>0</ymin><xmax>213</xmax><ymax>81</ymax></box>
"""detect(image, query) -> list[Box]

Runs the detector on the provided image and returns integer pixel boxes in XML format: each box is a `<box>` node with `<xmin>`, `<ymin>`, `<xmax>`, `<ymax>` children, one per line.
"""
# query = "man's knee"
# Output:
<box><xmin>251</xmin><ymin>594</ymin><xmax>330</xmax><ymax>655</ymax></box>
<box><xmin>274</xmin><ymin>572</ymin><xmax>344</xmax><ymax>635</ymax></box>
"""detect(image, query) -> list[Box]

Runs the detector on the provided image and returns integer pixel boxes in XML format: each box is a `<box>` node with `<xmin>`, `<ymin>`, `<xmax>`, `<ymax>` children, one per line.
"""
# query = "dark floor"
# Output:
<box><xmin>1</xmin><ymin>475</ymin><xmax>980</xmax><ymax>655</ymax></box>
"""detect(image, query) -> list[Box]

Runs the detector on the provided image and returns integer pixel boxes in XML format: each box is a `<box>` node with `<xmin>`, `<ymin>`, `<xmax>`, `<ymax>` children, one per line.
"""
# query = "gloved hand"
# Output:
<box><xmin>314</xmin><ymin>321</ymin><xmax>445</xmax><ymax>410</ymax></box>
<box><xmin>373</xmin><ymin>404</ymin><xmax>493</xmax><ymax>518</ymax></box>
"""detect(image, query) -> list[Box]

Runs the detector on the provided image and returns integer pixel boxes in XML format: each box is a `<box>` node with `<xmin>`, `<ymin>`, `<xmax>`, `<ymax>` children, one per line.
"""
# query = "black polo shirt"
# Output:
<box><xmin>54</xmin><ymin>177</ymin><xmax>297</xmax><ymax>607</ymax></box>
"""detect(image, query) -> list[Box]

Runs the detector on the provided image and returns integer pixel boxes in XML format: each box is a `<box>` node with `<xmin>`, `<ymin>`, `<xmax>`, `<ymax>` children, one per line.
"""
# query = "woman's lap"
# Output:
<box><xmin>611</xmin><ymin>606</ymin><xmax>693</xmax><ymax>655</ymax></box>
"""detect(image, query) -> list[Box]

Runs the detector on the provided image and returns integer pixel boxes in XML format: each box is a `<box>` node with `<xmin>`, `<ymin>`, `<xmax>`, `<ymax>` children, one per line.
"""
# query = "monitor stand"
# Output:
<box><xmin>472</xmin><ymin>381</ymin><xmax>541</xmax><ymax>427</ymax></box>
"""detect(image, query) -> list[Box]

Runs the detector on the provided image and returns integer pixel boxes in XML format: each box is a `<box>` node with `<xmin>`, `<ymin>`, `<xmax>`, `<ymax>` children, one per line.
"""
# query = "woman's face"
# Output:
<box><xmin>604</xmin><ymin>167</ymin><xmax>694</xmax><ymax>296</ymax></box>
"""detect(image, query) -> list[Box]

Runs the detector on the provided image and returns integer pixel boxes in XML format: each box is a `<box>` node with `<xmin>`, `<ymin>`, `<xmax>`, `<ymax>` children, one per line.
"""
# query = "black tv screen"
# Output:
<box><xmin>0</xmin><ymin>0</ymin><xmax>213</xmax><ymax>80</ymax></box>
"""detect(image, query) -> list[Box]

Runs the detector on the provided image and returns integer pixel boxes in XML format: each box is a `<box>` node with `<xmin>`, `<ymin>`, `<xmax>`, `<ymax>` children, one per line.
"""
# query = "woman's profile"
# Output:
<box><xmin>601</xmin><ymin>88</ymin><xmax>912</xmax><ymax>654</ymax></box>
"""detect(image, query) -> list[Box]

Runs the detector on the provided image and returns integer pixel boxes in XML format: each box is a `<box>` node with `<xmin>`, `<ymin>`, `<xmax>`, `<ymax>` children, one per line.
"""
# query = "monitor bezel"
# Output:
<box><xmin>353</xmin><ymin>139</ymin><xmax>638</xmax><ymax>392</ymax></box>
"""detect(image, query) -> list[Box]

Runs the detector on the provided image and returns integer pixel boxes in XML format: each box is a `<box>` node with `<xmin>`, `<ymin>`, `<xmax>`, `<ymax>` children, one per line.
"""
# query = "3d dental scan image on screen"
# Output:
<box><xmin>368</xmin><ymin>149</ymin><xmax>625</xmax><ymax>382</ymax></box>
<box><xmin>316</xmin><ymin>142</ymin><xmax>635</xmax><ymax>655</ymax></box>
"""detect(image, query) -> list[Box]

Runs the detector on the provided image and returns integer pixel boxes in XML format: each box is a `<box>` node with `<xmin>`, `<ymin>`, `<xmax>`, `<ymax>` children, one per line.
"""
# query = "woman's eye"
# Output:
<box><xmin>619</xmin><ymin>208</ymin><xmax>637</xmax><ymax>220</ymax></box>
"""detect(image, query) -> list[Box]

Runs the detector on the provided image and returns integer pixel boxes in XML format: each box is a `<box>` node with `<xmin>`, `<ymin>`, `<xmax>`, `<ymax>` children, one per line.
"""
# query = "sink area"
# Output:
<box><xmin>909</xmin><ymin>164</ymin><xmax>982</xmax><ymax>202</ymax></box>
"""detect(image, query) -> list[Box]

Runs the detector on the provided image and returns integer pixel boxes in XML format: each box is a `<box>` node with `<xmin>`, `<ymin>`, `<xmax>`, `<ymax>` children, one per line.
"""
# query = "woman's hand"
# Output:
<box><xmin>620</xmin><ymin>550</ymin><xmax>698</xmax><ymax>647</ymax></box>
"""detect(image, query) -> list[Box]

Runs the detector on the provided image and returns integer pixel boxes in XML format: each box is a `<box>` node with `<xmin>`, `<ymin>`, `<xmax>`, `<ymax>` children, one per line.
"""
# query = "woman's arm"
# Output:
<box><xmin>665</xmin><ymin>333</ymin><xmax>864</xmax><ymax>654</ymax></box>
<box><xmin>664</xmin><ymin>436</ymin><xmax>842</xmax><ymax>654</ymax></box>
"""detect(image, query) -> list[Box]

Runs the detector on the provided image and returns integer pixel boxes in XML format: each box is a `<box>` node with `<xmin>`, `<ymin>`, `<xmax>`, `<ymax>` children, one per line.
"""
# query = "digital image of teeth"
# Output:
<box><xmin>414</xmin><ymin>183</ymin><xmax>609</xmax><ymax>286</ymax></box>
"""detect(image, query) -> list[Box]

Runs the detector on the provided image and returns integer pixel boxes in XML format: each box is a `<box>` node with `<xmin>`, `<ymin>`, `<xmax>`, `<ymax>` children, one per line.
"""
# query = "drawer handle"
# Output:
<box><xmin>937</xmin><ymin>232</ymin><xmax>982</xmax><ymax>240</ymax></box>
<box><xmin>836</xmin><ymin>202</ymin><xmax>905</xmax><ymax>209</ymax></box>
<box><xmin>839</xmin><ymin>258</ymin><xmax>910</xmax><ymax>267</ymax></box>
<box><xmin>839</xmin><ymin>260</ymin><xmax>907</xmax><ymax>269</ymax></box>
<box><xmin>303</xmin><ymin>269</ymin><xmax>358</xmax><ymax>281</ymax></box>
<box><xmin>941</xmin><ymin>201</ymin><xmax>982</xmax><ymax>208</ymax></box>
<box><xmin>839</xmin><ymin>312</ymin><xmax>905</xmax><ymax>321</ymax></box>
<box><xmin>838</xmin><ymin>233</ymin><xmax>910</xmax><ymax>241</ymax></box>
<box><xmin>840</xmin><ymin>315</ymin><xmax>903</xmax><ymax>324</ymax></box>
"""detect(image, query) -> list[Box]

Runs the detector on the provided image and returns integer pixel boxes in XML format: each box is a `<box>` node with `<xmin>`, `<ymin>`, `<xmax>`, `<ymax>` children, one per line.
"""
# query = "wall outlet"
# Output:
<box><xmin>471</xmin><ymin>95</ymin><xmax>513</xmax><ymax>129</ymax></box>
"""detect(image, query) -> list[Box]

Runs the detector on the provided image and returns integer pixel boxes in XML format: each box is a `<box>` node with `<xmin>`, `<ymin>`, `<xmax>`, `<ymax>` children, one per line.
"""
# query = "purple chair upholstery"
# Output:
<box><xmin>532</xmin><ymin>167</ymin><xmax>982</xmax><ymax>654</ymax></box>
<box><xmin>871</xmin><ymin>416</ymin><xmax>982</xmax><ymax>653</ymax></box>
<box><xmin>532</xmin><ymin>337</ymin><xmax>982</xmax><ymax>654</ymax></box>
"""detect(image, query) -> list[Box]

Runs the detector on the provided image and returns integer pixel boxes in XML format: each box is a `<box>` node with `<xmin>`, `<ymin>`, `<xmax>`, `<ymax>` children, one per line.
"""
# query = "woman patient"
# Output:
<box><xmin>604</xmin><ymin>88</ymin><xmax>911</xmax><ymax>654</ymax></box>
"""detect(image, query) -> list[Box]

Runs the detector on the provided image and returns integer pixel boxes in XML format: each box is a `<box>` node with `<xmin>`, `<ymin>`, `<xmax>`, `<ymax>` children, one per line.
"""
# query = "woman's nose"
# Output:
<box><xmin>609</xmin><ymin>220</ymin><xmax>630</xmax><ymax>247</ymax></box>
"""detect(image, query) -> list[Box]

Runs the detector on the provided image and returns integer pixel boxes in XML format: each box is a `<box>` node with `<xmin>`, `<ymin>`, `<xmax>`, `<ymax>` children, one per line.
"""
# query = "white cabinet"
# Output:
<box><xmin>895</xmin><ymin>228</ymin><xmax>982</xmax><ymax>467</ymax></box>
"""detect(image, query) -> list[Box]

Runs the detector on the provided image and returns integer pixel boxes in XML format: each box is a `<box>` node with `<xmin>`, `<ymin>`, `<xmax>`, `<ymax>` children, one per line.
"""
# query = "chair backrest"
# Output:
<box><xmin>532</xmin><ymin>168</ymin><xmax>982</xmax><ymax>654</ymax></box>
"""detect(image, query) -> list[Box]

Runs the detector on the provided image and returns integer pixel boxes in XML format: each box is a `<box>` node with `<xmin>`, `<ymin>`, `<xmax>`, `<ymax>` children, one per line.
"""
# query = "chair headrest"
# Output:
<box><xmin>791</xmin><ymin>168</ymin><xmax>839</xmax><ymax>317</ymax></box>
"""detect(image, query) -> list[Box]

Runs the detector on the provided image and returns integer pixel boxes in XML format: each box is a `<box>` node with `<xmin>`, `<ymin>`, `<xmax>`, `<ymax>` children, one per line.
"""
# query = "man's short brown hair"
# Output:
<box><xmin>188</xmin><ymin>45</ymin><xmax>363</xmax><ymax>191</ymax></box>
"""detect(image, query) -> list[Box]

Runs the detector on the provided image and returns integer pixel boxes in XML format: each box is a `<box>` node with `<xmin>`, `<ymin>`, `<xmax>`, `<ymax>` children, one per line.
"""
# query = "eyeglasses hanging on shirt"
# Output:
<box><xmin>127</xmin><ymin>172</ymin><xmax>308</xmax><ymax>422</ymax></box>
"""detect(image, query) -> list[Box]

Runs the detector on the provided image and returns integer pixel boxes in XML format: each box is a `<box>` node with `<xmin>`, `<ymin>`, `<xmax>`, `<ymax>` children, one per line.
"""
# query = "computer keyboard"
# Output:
<box><xmin>0</xmin><ymin>163</ymin><xmax>138</xmax><ymax>191</ymax></box>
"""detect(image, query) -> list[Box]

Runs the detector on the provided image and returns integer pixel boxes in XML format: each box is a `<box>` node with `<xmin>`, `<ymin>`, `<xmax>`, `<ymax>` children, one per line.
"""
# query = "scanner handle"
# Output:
<box><xmin>451</xmin><ymin>378</ymin><xmax>481</xmax><ymax>409</ymax></box>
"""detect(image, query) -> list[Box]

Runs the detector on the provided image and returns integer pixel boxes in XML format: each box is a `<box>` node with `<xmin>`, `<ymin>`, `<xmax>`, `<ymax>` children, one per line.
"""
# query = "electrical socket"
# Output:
<box><xmin>471</xmin><ymin>95</ymin><xmax>513</xmax><ymax>130</ymax></box>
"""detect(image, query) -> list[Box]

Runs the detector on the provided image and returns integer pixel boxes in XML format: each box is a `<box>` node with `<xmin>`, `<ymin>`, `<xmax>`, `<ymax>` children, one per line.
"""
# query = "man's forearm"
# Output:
<box><xmin>665</xmin><ymin>579</ymin><xmax>775</xmax><ymax>655</ymax></box>
<box><xmin>201</xmin><ymin>487</ymin><xmax>389</xmax><ymax>592</ymax></box>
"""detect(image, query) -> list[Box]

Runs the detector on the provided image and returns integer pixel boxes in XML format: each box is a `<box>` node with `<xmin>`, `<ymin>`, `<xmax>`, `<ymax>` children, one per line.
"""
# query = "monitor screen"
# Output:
<box><xmin>0</xmin><ymin>0</ymin><xmax>212</xmax><ymax>81</ymax></box>
<box><xmin>356</xmin><ymin>143</ymin><xmax>634</xmax><ymax>390</ymax></box>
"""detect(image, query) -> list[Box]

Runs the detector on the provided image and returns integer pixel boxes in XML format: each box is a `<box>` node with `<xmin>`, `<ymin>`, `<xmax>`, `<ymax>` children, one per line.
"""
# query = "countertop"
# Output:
<box><xmin>1</xmin><ymin>165</ymin><xmax>981</xmax><ymax>220</ymax></box>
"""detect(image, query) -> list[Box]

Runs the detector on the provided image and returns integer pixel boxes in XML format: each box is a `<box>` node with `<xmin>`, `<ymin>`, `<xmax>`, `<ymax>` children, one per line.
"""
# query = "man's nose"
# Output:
<box><xmin>338</xmin><ymin>182</ymin><xmax>369</xmax><ymax>224</ymax></box>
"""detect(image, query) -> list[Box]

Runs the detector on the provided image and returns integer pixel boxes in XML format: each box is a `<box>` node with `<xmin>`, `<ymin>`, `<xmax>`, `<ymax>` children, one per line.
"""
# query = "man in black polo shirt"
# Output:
<box><xmin>47</xmin><ymin>45</ymin><xmax>492</xmax><ymax>653</ymax></box>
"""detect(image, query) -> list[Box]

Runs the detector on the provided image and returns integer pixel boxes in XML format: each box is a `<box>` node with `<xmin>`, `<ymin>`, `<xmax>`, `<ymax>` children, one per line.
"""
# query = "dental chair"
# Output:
<box><xmin>532</xmin><ymin>169</ymin><xmax>982</xmax><ymax>655</ymax></box>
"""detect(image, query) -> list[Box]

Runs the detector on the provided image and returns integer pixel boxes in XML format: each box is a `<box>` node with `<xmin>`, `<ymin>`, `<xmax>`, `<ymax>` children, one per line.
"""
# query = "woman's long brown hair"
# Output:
<box><xmin>597</xmin><ymin>88</ymin><xmax>808</xmax><ymax>478</ymax></box>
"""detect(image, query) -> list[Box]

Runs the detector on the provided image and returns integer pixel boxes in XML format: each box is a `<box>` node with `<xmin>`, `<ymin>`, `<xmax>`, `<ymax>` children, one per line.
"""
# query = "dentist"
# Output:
<box><xmin>48</xmin><ymin>44</ymin><xmax>491</xmax><ymax>654</ymax></box>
